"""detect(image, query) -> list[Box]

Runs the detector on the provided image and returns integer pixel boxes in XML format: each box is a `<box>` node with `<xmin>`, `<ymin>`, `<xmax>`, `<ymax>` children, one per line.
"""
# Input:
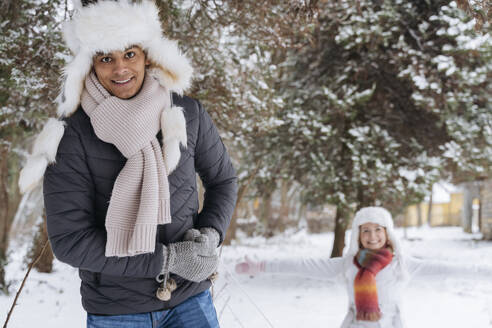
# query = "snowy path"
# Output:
<box><xmin>1</xmin><ymin>227</ymin><xmax>491</xmax><ymax>327</ymax></box>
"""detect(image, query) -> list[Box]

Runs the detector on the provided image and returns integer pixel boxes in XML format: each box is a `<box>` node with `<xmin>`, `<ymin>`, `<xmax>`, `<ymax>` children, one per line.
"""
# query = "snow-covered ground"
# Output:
<box><xmin>1</xmin><ymin>227</ymin><xmax>491</xmax><ymax>327</ymax></box>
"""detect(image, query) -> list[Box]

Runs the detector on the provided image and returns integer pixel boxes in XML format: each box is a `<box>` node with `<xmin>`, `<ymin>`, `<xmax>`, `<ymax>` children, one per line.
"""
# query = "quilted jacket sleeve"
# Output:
<box><xmin>194</xmin><ymin>101</ymin><xmax>238</xmax><ymax>243</ymax></box>
<box><xmin>43</xmin><ymin>118</ymin><xmax>163</xmax><ymax>278</ymax></box>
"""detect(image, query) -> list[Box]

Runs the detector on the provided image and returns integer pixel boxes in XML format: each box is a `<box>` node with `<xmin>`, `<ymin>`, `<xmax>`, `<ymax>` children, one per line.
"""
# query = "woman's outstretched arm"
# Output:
<box><xmin>406</xmin><ymin>256</ymin><xmax>492</xmax><ymax>278</ymax></box>
<box><xmin>236</xmin><ymin>256</ymin><xmax>345</xmax><ymax>281</ymax></box>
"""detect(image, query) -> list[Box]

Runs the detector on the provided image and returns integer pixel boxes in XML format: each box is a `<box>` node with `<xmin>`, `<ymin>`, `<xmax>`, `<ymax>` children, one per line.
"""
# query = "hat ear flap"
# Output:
<box><xmin>57</xmin><ymin>50</ymin><xmax>93</xmax><ymax>117</ymax></box>
<box><xmin>146</xmin><ymin>38</ymin><xmax>193</xmax><ymax>94</ymax></box>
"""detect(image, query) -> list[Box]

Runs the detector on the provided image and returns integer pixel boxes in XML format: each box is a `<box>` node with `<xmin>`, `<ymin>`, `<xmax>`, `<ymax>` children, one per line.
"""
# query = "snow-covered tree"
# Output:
<box><xmin>0</xmin><ymin>0</ymin><xmax>65</xmax><ymax>292</ymax></box>
<box><xmin>155</xmin><ymin>0</ymin><xmax>317</xmax><ymax>242</ymax></box>
<box><xmin>256</xmin><ymin>0</ymin><xmax>491</xmax><ymax>256</ymax></box>
<box><xmin>456</xmin><ymin>0</ymin><xmax>491</xmax><ymax>30</ymax></box>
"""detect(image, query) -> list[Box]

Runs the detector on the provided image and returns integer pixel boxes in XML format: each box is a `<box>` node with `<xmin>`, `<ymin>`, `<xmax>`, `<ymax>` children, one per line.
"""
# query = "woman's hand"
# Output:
<box><xmin>235</xmin><ymin>256</ymin><xmax>265</xmax><ymax>275</ymax></box>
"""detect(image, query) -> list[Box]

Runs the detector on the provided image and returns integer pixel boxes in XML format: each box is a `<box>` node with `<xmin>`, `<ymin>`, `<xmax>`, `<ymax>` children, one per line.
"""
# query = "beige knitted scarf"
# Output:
<box><xmin>81</xmin><ymin>71</ymin><xmax>171</xmax><ymax>257</ymax></box>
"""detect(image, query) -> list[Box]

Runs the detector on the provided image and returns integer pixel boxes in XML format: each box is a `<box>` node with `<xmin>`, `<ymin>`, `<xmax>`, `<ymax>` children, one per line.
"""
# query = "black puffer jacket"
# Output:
<box><xmin>43</xmin><ymin>94</ymin><xmax>237</xmax><ymax>315</ymax></box>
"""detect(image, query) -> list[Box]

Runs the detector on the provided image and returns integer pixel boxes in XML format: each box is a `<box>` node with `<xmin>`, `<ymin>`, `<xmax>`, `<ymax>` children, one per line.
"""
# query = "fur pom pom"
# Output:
<box><xmin>161</xmin><ymin>106</ymin><xmax>187</xmax><ymax>174</ymax></box>
<box><xmin>32</xmin><ymin>118</ymin><xmax>66</xmax><ymax>162</ymax></box>
<box><xmin>19</xmin><ymin>156</ymin><xmax>49</xmax><ymax>194</ymax></box>
<box><xmin>19</xmin><ymin>118</ymin><xmax>66</xmax><ymax>194</ymax></box>
<box><xmin>161</xmin><ymin>106</ymin><xmax>187</xmax><ymax>144</ymax></box>
<box><xmin>163</xmin><ymin>140</ymin><xmax>182</xmax><ymax>175</ymax></box>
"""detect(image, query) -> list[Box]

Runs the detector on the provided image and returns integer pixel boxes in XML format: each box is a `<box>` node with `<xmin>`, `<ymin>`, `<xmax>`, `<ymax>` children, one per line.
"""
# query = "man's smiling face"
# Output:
<box><xmin>92</xmin><ymin>46</ymin><xmax>150</xmax><ymax>99</ymax></box>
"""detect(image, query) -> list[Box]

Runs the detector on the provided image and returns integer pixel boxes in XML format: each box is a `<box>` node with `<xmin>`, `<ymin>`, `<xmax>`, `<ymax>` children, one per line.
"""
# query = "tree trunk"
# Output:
<box><xmin>0</xmin><ymin>143</ymin><xmax>10</xmax><ymax>292</ymax></box>
<box><xmin>297</xmin><ymin>201</ymin><xmax>306</xmax><ymax>223</ymax></box>
<box><xmin>223</xmin><ymin>183</ymin><xmax>248</xmax><ymax>245</ymax></box>
<box><xmin>478</xmin><ymin>195</ymin><xmax>483</xmax><ymax>233</ymax></box>
<box><xmin>223</xmin><ymin>164</ymin><xmax>261</xmax><ymax>244</ymax></box>
<box><xmin>478</xmin><ymin>196</ymin><xmax>482</xmax><ymax>232</ymax></box>
<box><xmin>330</xmin><ymin>205</ymin><xmax>349</xmax><ymax>258</ymax></box>
<box><xmin>478</xmin><ymin>182</ymin><xmax>483</xmax><ymax>233</ymax></box>
<box><xmin>261</xmin><ymin>193</ymin><xmax>274</xmax><ymax>237</ymax></box>
<box><xmin>462</xmin><ymin>183</ymin><xmax>473</xmax><ymax>233</ymax></box>
<box><xmin>277</xmin><ymin>180</ymin><xmax>292</xmax><ymax>233</ymax></box>
<box><xmin>417</xmin><ymin>203</ymin><xmax>423</xmax><ymax>227</ymax></box>
<box><xmin>427</xmin><ymin>184</ymin><xmax>434</xmax><ymax>226</ymax></box>
<box><xmin>27</xmin><ymin>212</ymin><xmax>53</xmax><ymax>273</ymax></box>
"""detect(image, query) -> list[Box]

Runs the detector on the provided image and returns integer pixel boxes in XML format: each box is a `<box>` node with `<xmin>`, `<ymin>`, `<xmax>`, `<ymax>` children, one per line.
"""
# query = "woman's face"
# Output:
<box><xmin>359</xmin><ymin>222</ymin><xmax>387</xmax><ymax>250</ymax></box>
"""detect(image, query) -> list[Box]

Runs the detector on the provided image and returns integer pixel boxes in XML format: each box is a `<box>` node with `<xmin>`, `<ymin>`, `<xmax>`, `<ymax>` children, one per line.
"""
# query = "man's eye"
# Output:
<box><xmin>125</xmin><ymin>51</ymin><xmax>136</xmax><ymax>59</ymax></box>
<box><xmin>101</xmin><ymin>57</ymin><xmax>112</xmax><ymax>63</ymax></box>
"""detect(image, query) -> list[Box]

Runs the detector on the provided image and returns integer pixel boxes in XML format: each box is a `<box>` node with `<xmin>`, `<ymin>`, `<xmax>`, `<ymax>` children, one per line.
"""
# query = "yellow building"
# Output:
<box><xmin>403</xmin><ymin>192</ymin><xmax>468</xmax><ymax>227</ymax></box>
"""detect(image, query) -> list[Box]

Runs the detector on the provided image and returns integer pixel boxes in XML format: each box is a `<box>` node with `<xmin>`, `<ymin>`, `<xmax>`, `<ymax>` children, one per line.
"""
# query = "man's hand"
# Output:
<box><xmin>196</xmin><ymin>227</ymin><xmax>220</xmax><ymax>254</ymax></box>
<box><xmin>158</xmin><ymin>228</ymin><xmax>220</xmax><ymax>283</ymax></box>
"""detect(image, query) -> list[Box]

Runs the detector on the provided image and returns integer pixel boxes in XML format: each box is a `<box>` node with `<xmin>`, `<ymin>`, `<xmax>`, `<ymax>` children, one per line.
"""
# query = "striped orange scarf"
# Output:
<box><xmin>353</xmin><ymin>248</ymin><xmax>393</xmax><ymax>321</ymax></box>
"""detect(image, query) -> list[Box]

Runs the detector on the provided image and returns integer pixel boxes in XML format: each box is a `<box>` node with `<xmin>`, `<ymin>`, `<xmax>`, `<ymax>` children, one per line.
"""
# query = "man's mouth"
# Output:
<box><xmin>113</xmin><ymin>77</ymin><xmax>133</xmax><ymax>84</ymax></box>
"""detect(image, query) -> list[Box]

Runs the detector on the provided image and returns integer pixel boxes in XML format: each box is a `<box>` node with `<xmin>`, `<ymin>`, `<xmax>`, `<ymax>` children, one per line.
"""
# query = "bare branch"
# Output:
<box><xmin>3</xmin><ymin>240</ymin><xmax>49</xmax><ymax>328</ymax></box>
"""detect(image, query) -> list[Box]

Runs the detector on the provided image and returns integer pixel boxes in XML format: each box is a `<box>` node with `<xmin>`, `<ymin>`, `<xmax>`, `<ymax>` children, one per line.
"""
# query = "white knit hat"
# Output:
<box><xmin>346</xmin><ymin>206</ymin><xmax>403</xmax><ymax>259</ymax></box>
<box><xmin>58</xmin><ymin>0</ymin><xmax>193</xmax><ymax>118</ymax></box>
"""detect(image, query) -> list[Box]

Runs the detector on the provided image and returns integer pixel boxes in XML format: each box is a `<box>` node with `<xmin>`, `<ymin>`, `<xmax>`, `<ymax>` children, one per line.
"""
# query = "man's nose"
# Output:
<box><xmin>113</xmin><ymin>59</ymin><xmax>130</xmax><ymax>76</ymax></box>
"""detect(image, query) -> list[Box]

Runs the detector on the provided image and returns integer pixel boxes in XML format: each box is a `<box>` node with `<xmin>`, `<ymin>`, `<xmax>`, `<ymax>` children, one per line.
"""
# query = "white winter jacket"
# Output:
<box><xmin>265</xmin><ymin>254</ymin><xmax>486</xmax><ymax>328</ymax></box>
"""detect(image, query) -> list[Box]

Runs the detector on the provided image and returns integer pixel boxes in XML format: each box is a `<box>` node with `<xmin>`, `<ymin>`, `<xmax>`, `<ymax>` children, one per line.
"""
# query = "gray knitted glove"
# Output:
<box><xmin>197</xmin><ymin>227</ymin><xmax>220</xmax><ymax>255</ymax></box>
<box><xmin>183</xmin><ymin>228</ymin><xmax>201</xmax><ymax>242</ymax></box>
<box><xmin>158</xmin><ymin>228</ymin><xmax>220</xmax><ymax>283</ymax></box>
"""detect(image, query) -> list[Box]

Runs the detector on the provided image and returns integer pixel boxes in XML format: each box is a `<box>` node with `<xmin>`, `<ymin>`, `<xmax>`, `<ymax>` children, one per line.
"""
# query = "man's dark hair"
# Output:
<box><xmin>81</xmin><ymin>0</ymin><xmax>139</xmax><ymax>6</ymax></box>
<box><xmin>81</xmin><ymin>0</ymin><xmax>99</xmax><ymax>6</ymax></box>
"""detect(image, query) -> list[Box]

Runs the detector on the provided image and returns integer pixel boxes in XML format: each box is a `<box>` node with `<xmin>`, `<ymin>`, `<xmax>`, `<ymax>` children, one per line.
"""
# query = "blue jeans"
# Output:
<box><xmin>87</xmin><ymin>290</ymin><xmax>219</xmax><ymax>328</ymax></box>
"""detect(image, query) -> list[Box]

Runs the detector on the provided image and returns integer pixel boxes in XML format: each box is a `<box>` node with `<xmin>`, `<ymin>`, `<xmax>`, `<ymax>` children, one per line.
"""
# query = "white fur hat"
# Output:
<box><xmin>58</xmin><ymin>0</ymin><xmax>193</xmax><ymax>118</ymax></box>
<box><xmin>346</xmin><ymin>206</ymin><xmax>403</xmax><ymax>258</ymax></box>
<box><xmin>19</xmin><ymin>0</ymin><xmax>191</xmax><ymax>194</ymax></box>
